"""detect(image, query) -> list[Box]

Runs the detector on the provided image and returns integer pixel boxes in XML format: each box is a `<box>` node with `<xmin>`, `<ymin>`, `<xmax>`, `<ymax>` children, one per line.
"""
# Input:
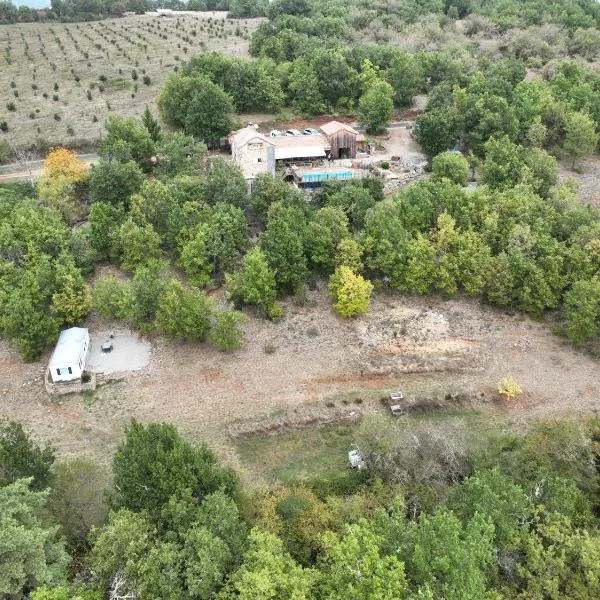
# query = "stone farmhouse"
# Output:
<box><xmin>229</xmin><ymin>121</ymin><xmax>363</xmax><ymax>187</ymax></box>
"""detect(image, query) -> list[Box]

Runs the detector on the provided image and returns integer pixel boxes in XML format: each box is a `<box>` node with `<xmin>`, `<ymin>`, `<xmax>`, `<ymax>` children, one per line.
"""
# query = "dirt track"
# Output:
<box><xmin>1</xmin><ymin>287</ymin><xmax>599</xmax><ymax>469</ymax></box>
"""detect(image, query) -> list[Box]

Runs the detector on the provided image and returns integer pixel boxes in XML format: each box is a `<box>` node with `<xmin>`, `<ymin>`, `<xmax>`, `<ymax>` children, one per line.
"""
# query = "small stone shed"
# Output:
<box><xmin>47</xmin><ymin>327</ymin><xmax>90</xmax><ymax>382</ymax></box>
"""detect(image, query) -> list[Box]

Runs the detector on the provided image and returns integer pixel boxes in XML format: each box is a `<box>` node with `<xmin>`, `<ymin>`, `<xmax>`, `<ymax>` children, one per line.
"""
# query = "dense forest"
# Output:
<box><xmin>1</xmin><ymin>0</ymin><xmax>600</xmax><ymax>597</ymax></box>
<box><xmin>2</xmin><ymin>415</ymin><xmax>599</xmax><ymax>599</ymax></box>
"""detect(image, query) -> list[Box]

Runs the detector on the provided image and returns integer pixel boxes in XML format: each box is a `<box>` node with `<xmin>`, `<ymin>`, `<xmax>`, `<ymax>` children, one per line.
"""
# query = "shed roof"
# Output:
<box><xmin>270</xmin><ymin>134</ymin><xmax>329</xmax><ymax>160</ymax></box>
<box><xmin>229</xmin><ymin>126</ymin><xmax>273</xmax><ymax>149</ymax></box>
<box><xmin>319</xmin><ymin>121</ymin><xmax>359</xmax><ymax>136</ymax></box>
<box><xmin>48</xmin><ymin>327</ymin><xmax>88</xmax><ymax>369</ymax></box>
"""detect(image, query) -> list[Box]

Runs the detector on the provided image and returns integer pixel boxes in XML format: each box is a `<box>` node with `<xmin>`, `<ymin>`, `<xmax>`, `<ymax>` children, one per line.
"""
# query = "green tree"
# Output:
<box><xmin>48</xmin><ymin>460</ymin><xmax>108</xmax><ymax>552</ymax></box>
<box><xmin>358</xmin><ymin>80</ymin><xmax>394</xmax><ymax>134</ymax></box>
<box><xmin>155</xmin><ymin>131</ymin><xmax>205</xmax><ymax>179</ymax></box>
<box><xmin>287</xmin><ymin>59</ymin><xmax>326</xmax><ymax>116</ymax></box>
<box><xmin>250</xmin><ymin>173</ymin><xmax>293</xmax><ymax>221</ymax></box>
<box><xmin>307</xmin><ymin>206</ymin><xmax>350</xmax><ymax>273</ymax></box>
<box><xmin>156</xmin><ymin>280</ymin><xmax>214</xmax><ymax>342</ymax></box>
<box><xmin>130</xmin><ymin>179</ymin><xmax>175</xmax><ymax>240</ymax></box>
<box><xmin>329</xmin><ymin>266</ymin><xmax>373</xmax><ymax>318</ymax></box>
<box><xmin>117</xmin><ymin>218</ymin><xmax>162</xmax><ymax>273</ymax></box>
<box><xmin>228</xmin><ymin>247</ymin><xmax>277</xmax><ymax>315</ymax></box>
<box><xmin>88</xmin><ymin>159</ymin><xmax>144</xmax><ymax>208</ymax></box>
<box><xmin>210</xmin><ymin>308</ymin><xmax>246</xmax><ymax>351</ymax></box>
<box><xmin>387</xmin><ymin>51</ymin><xmax>424</xmax><ymax>107</ymax></box>
<box><xmin>318</xmin><ymin>522</ymin><xmax>407</xmax><ymax>600</ymax></box>
<box><xmin>101</xmin><ymin>115</ymin><xmax>155</xmax><ymax>170</ymax></box>
<box><xmin>37</xmin><ymin>176</ymin><xmax>78</xmax><ymax>223</ymax></box>
<box><xmin>131</xmin><ymin>261</ymin><xmax>168</xmax><ymax>330</ymax></box>
<box><xmin>394</xmin><ymin>511</ymin><xmax>495</xmax><ymax>599</ymax></box>
<box><xmin>179</xmin><ymin>225</ymin><xmax>213</xmax><ymax>288</ymax></box>
<box><xmin>446</xmin><ymin>468</ymin><xmax>532</xmax><ymax>548</ymax></box>
<box><xmin>260</xmin><ymin>203</ymin><xmax>308</xmax><ymax>294</ymax></box>
<box><xmin>432</xmin><ymin>151</ymin><xmax>469</xmax><ymax>186</ymax></box>
<box><xmin>414</xmin><ymin>108</ymin><xmax>458</xmax><ymax>157</ymax></box>
<box><xmin>50</xmin><ymin>255</ymin><xmax>91</xmax><ymax>326</ymax></box>
<box><xmin>203</xmin><ymin>157</ymin><xmax>248</xmax><ymax>207</ymax></box>
<box><xmin>563</xmin><ymin>111</ymin><xmax>598</xmax><ymax>169</ymax></box>
<box><xmin>334</xmin><ymin>238</ymin><xmax>364</xmax><ymax>273</ymax></box>
<box><xmin>0</xmin><ymin>419</ymin><xmax>54</xmax><ymax>490</ymax></box>
<box><xmin>518</xmin><ymin>510</ymin><xmax>600</xmax><ymax>599</ymax></box>
<box><xmin>3</xmin><ymin>274</ymin><xmax>59</xmax><ymax>362</ymax></box>
<box><xmin>141</xmin><ymin>105</ymin><xmax>161</xmax><ymax>142</ymax></box>
<box><xmin>218</xmin><ymin>528</ymin><xmax>315</xmax><ymax>600</ymax></box>
<box><xmin>91</xmin><ymin>276</ymin><xmax>133</xmax><ymax>320</ymax></box>
<box><xmin>112</xmin><ymin>419</ymin><xmax>238</xmax><ymax>516</ymax></box>
<box><xmin>88</xmin><ymin>509</ymin><xmax>153</xmax><ymax>597</ymax></box>
<box><xmin>564</xmin><ymin>278</ymin><xmax>600</xmax><ymax>345</ymax></box>
<box><xmin>183</xmin><ymin>79</ymin><xmax>234</xmax><ymax>146</ymax></box>
<box><xmin>88</xmin><ymin>201</ymin><xmax>125</xmax><ymax>261</ymax></box>
<box><xmin>324</xmin><ymin>183</ymin><xmax>377</xmax><ymax>229</ymax></box>
<box><xmin>203</xmin><ymin>203</ymin><xmax>248</xmax><ymax>278</ymax></box>
<box><xmin>0</xmin><ymin>479</ymin><xmax>69</xmax><ymax>598</ymax></box>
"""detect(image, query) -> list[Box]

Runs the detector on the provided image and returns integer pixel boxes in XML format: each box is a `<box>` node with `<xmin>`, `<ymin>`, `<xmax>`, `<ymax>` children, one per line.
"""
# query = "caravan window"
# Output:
<box><xmin>68</xmin><ymin>367</ymin><xmax>72</xmax><ymax>374</ymax></box>
<box><xmin>56</xmin><ymin>368</ymin><xmax>61</xmax><ymax>376</ymax></box>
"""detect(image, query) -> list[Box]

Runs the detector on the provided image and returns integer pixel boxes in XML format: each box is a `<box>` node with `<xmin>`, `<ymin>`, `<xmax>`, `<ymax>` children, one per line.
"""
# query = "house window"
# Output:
<box><xmin>256</xmin><ymin>158</ymin><xmax>262</xmax><ymax>163</ymax></box>
<box><xmin>249</xmin><ymin>143</ymin><xmax>263</xmax><ymax>150</ymax></box>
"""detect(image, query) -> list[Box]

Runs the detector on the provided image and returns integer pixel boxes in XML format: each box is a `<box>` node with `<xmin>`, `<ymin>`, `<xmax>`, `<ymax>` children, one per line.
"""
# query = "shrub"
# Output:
<box><xmin>380</xmin><ymin>161</ymin><xmax>389</xmax><ymax>169</ymax></box>
<box><xmin>52</xmin><ymin>94</ymin><xmax>59</xmax><ymax>102</ymax></box>
<box><xmin>142</xmin><ymin>74</ymin><xmax>151</xmax><ymax>85</ymax></box>
<box><xmin>0</xmin><ymin>121</ymin><xmax>8</xmax><ymax>132</ymax></box>
<box><xmin>432</xmin><ymin>151</ymin><xmax>470</xmax><ymax>186</ymax></box>
<box><xmin>6</xmin><ymin>101</ymin><xmax>16</xmax><ymax>111</ymax></box>
<box><xmin>53</xmin><ymin>113</ymin><xmax>61</xmax><ymax>121</ymax></box>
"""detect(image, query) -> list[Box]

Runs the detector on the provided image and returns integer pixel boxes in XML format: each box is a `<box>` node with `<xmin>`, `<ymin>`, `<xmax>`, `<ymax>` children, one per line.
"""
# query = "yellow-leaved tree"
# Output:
<box><xmin>498</xmin><ymin>377</ymin><xmax>523</xmax><ymax>402</ymax></box>
<box><xmin>329</xmin><ymin>266</ymin><xmax>373</xmax><ymax>318</ymax></box>
<box><xmin>43</xmin><ymin>147</ymin><xmax>88</xmax><ymax>183</ymax></box>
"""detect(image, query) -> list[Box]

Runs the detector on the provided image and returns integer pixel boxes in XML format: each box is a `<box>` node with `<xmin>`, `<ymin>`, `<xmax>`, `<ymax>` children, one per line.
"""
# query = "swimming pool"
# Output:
<box><xmin>302</xmin><ymin>171</ymin><xmax>354</xmax><ymax>182</ymax></box>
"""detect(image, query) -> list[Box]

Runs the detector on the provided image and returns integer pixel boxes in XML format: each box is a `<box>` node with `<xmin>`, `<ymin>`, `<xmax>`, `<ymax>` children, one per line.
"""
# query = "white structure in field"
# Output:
<box><xmin>48</xmin><ymin>327</ymin><xmax>90</xmax><ymax>382</ymax></box>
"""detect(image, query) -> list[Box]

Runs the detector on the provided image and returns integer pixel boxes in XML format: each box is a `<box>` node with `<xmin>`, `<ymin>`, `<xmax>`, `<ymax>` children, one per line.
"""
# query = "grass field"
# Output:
<box><xmin>235</xmin><ymin>407</ymin><xmax>498</xmax><ymax>484</ymax></box>
<box><xmin>0</xmin><ymin>12</ymin><xmax>261</xmax><ymax>152</ymax></box>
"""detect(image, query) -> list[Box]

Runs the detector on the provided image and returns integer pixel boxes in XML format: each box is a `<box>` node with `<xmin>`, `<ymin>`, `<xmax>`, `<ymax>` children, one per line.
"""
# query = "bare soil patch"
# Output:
<box><xmin>0</xmin><ymin>286</ymin><xmax>598</xmax><ymax>471</ymax></box>
<box><xmin>558</xmin><ymin>156</ymin><xmax>600</xmax><ymax>209</ymax></box>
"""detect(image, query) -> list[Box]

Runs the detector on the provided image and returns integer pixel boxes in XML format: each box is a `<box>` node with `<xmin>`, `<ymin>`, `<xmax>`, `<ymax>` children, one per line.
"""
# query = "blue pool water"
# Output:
<box><xmin>302</xmin><ymin>171</ymin><xmax>353</xmax><ymax>182</ymax></box>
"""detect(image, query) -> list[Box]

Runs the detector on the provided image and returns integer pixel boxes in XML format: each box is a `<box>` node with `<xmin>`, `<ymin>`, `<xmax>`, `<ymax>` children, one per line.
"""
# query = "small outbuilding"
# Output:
<box><xmin>319</xmin><ymin>121</ymin><xmax>360</xmax><ymax>159</ymax></box>
<box><xmin>48</xmin><ymin>327</ymin><xmax>90</xmax><ymax>382</ymax></box>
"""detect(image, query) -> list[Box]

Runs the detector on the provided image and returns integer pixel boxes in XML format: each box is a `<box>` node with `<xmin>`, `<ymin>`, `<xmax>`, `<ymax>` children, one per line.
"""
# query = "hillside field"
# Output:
<box><xmin>0</xmin><ymin>12</ymin><xmax>261</xmax><ymax>151</ymax></box>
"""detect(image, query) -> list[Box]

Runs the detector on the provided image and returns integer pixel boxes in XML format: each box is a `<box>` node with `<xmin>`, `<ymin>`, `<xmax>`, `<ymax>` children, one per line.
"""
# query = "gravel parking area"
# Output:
<box><xmin>86</xmin><ymin>329</ymin><xmax>150</xmax><ymax>375</ymax></box>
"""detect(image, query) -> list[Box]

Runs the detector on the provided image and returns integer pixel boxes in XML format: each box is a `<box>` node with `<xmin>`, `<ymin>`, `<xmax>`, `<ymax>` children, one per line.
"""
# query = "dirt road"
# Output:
<box><xmin>0</xmin><ymin>153</ymin><xmax>98</xmax><ymax>184</ymax></box>
<box><xmin>1</xmin><ymin>289</ymin><xmax>598</xmax><ymax>469</ymax></box>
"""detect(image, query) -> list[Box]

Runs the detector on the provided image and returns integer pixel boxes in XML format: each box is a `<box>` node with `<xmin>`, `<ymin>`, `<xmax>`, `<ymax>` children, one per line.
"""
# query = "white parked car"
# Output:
<box><xmin>269</xmin><ymin>130</ymin><xmax>283</xmax><ymax>137</ymax></box>
<box><xmin>286</xmin><ymin>129</ymin><xmax>302</xmax><ymax>136</ymax></box>
<box><xmin>303</xmin><ymin>128</ymin><xmax>320</xmax><ymax>135</ymax></box>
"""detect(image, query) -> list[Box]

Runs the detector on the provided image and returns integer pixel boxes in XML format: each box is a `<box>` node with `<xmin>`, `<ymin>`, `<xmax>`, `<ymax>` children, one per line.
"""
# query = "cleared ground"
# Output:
<box><xmin>0</xmin><ymin>12</ymin><xmax>261</xmax><ymax>150</ymax></box>
<box><xmin>86</xmin><ymin>328</ymin><xmax>150</xmax><ymax>375</ymax></box>
<box><xmin>0</xmin><ymin>286</ymin><xmax>598</xmax><ymax>479</ymax></box>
